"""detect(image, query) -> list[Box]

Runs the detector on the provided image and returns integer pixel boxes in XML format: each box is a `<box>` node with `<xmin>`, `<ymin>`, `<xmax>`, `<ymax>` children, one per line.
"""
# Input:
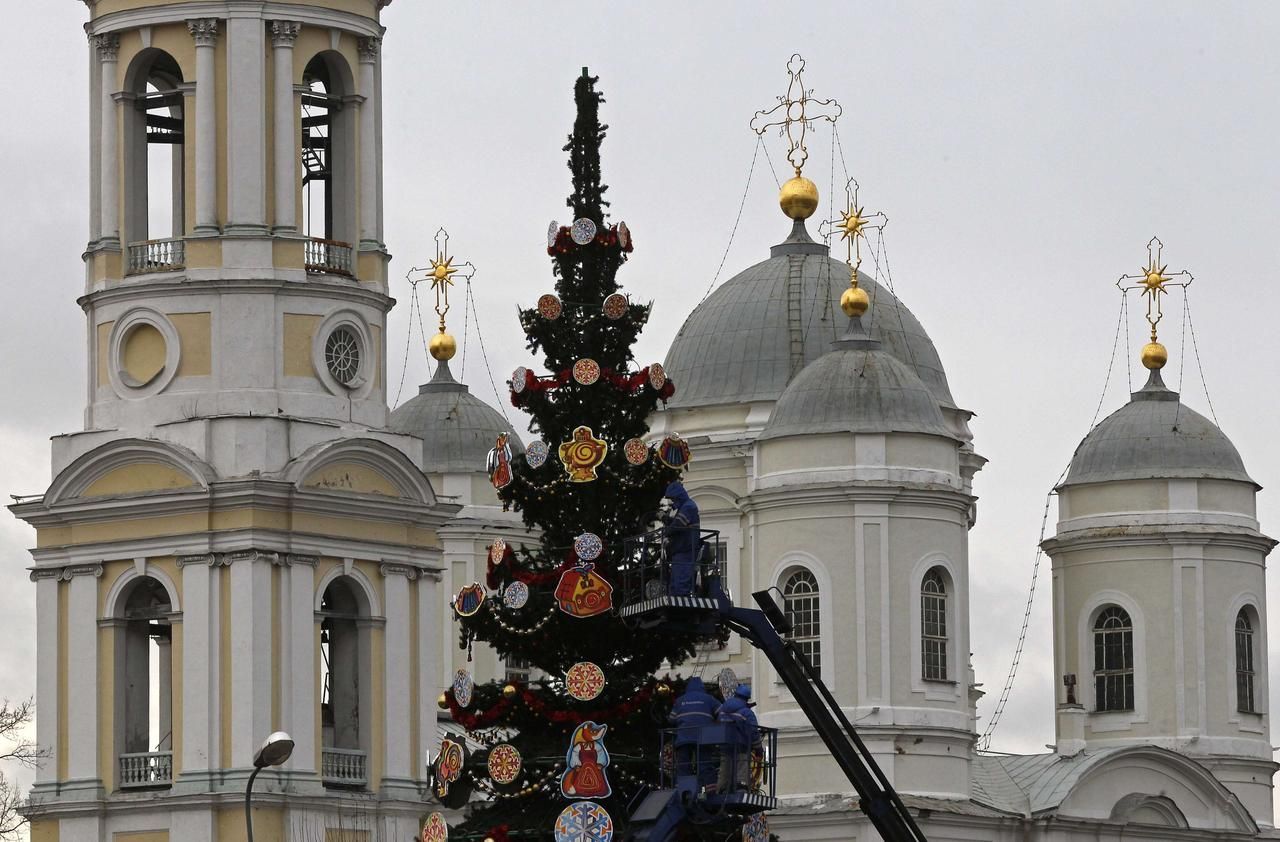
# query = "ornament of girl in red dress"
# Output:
<box><xmin>486</xmin><ymin>432</ymin><xmax>513</xmax><ymax>489</ymax></box>
<box><xmin>559</xmin><ymin>721</ymin><xmax>612</xmax><ymax>799</ymax></box>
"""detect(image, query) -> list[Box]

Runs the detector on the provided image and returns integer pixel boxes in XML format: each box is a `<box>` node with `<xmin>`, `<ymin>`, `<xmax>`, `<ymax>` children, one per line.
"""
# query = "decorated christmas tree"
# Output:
<box><xmin>430</xmin><ymin>71</ymin><xmax>722</xmax><ymax>842</ymax></box>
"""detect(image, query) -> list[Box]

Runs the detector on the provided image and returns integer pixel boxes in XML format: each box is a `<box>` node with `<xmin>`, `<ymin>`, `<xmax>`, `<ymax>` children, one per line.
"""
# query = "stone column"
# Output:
<box><xmin>187</xmin><ymin>19</ymin><xmax>220</xmax><ymax>235</ymax></box>
<box><xmin>156</xmin><ymin>634</ymin><xmax>173</xmax><ymax>751</ymax></box>
<box><xmin>95</xmin><ymin>35</ymin><xmax>120</xmax><ymax>248</ymax></box>
<box><xmin>380</xmin><ymin>564</ymin><xmax>413</xmax><ymax>792</ymax></box>
<box><xmin>177</xmin><ymin>555</ymin><xmax>221</xmax><ymax>785</ymax></box>
<box><xmin>66</xmin><ymin>565</ymin><xmax>104</xmax><ymax>787</ymax></box>
<box><xmin>224</xmin><ymin>17</ymin><xmax>267</xmax><ymax>236</ymax></box>
<box><xmin>229</xmin><ymin>552</ymin><xmax>274</xmax><ymax>772</ymax></box>
<box><xmin>281</xmin><ymin>555</ymin><xmax>317</xmax><ymax>775</ymax></box>
<box><xmin>32</xmin><ymin>573</ymin><xmax>60</xmax><ymax>787</ymax></box>
<box><xmin>417</xmin><ymin>570</ymin><xmax>441</xmax><ymax>784</ymax></box>
<box><xmin>270</xmin><ymin>22</ymin><xmax>301</xmax><ymax>234</ymax></box>
<box><xmin>87</xmin><ymin>35</ymin><xmax>103</xmax><ymax>246</ymax></box>
<box><xmin>357</xmin><ymin>37</ymin><xmax>381</xmax><ymax>250</ymax></box>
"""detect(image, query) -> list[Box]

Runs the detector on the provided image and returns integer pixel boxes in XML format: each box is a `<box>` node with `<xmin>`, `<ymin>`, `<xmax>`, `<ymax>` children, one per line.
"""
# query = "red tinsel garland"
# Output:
<box><xmin>510</xmin><ymin>366</ymin><xmax>674</xmax><ymax>408</ymax></box>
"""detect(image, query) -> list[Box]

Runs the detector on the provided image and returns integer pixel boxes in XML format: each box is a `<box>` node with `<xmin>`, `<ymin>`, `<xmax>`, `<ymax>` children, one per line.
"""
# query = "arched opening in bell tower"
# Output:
<box><xmin>319</xmin><ymin>575</ymin><xmax>372</xmax><ymax>788</ymax></box>
<box><xmin>300</xmin><ymin>53</ymin><xmax>356</xmax><ymax>250</ymax></box>
<box><xmin>112</xmin><ymin>576</ymin><xmax>174</xmax><ymax>789</ymax></box>
<box><xmin>122</xmin><ymin>49</ymin><xmax>185</xmax><ymax>272</ymax></box>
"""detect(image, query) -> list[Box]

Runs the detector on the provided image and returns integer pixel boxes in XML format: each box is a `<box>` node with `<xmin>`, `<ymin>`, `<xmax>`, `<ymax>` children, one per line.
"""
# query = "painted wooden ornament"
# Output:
<box><xmin>558</xmin><ymin>426</ymin><xmax>608</xmax><ymax>482</ymax></box>
<box><xmin>433</xmin><ymin>737</ymin><xmax>465</xmax><ymax>799</ymax></box>
<box><xmin>648</xmin><ymin>362</ymin><xmax>667</xmax><ymax>390</ymax></box>
<box><xmin>489</xmin><ymin>538</ymin><xmax>507</xmax><ymax>564</ymax></box>
<box><xmin>623</xmin><ymin>438</ymin><xmax>649</xmax><ymax>465</ymax></box>
<box><xmin>452</xmin><ymin>669</ymin><xmax>474</xmax><ymax>708</ymax></box>
<box><xmin>656</xmin><ymin>434</ymin><xmax>691</xmax><ymax>469</ymax></box>
<box><xmin>559</xmin><ymin>721</ymin><xmax>612</xmax><ymax>800</ymax></box>
<box><xmin>574</xmin><ymin>532</ymin><xmax>603</xmax><ymax>561</ymax></box>
<box><xmin>570</xmin><ymin>218</ymin><xmax>598</xmax><ymax>245</ymax></box>
<box><xmin>421</xmin><ymin>812</ymin><xmax>449</xmax><ymax>842</ymax></box>
<box><xmin>565</xmin><ymin>662</ymin><xmax>606</xmax><ymax>701</ymax></box>
<box><xmin>503</xmin><ymin>581</ymin><xmax>529</xmax><ymax>609</ymax></box>
<box><xmin>717</xmin><ymin>667</ymin><xmax>738</xmax><ymax>701</ymax></box>
<box><xmin>602</xmin><ymin>293</ymin><xmax>628</xmax><ymax>319</ymax></box>
<box><xmin>486</xmin><ymin>433</ymin><xmax>514</xmax><ymax>489</ymax></box>
<box><xmin>525</xmin><ymin>440</ymin><xmax>549</xmax><ymax>468</ymax></box>
<box><xmin>454</xmin><ymin>583</ymin><xmax>485</xmax><ymax>617</ymax></box>
<box><xmin>617</xmin><ymin>221</ymin><xmax>631</xmax><ymax>250</ymax></box>
<box><xmin>487</xmin><ymin>743</ymin><xmax>522</xmax><ymax>785</ymax></box>
<box><xmin>547</xmin><ymin>221</ymin><xmax>560</xmax><ymax>248</ymax></box>
<box><xmin>538</xmin><ymin>294</ymin><xmax>563</xmax><ymax>320</ymax></box>
<box><xmin>743</xmin><ymin>813</ymin><xmax>769</xmax><ymax>842</ymax></box>
<box><xmin>511</xmin><ymin>366</ymin><xmax>529</xmax><ymax>394</ymax></box>
<box><xmin>573</xmin><ymin>358</ymin><xmax>601</xmax><ymax>385</ymax></box>
<box><xmin>554</xmin><ymin>802</ymin><xmax>613</xmax><ymax>842</ymax></box>
<box><xmin>554</xmin><ymin>563</ymin><xmax>613</xmax><ymax>618</ymax></box>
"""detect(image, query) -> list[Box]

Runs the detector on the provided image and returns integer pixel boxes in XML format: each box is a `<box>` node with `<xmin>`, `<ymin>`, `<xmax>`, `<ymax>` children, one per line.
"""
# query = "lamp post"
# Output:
<box><xmin>245</xmin><ymin>731</ymin><xmax>294</xmax><ymax>842</ymax></box>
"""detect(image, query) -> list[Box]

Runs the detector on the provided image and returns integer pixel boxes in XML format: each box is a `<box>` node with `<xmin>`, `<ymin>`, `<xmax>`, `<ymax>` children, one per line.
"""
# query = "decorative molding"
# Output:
<box><xmin>357</xmin><ymin>36</ymin><xmax>381</xmax><ymax>62</ymax></box>
<box><xmin>186</xmin><ymin>19</ymin><xmax>220</xmax><ymax>47</ymax></box>
<box><xmin>288</xmin><ymin>554</ymin><xmax>320</xmax><ymax>567</ymax></box>
<box><xmin>270</xmin><ymin>20</ymin><xmax>302</xmax><ymax>48</ymax></box>
<box><xmin>379</xmin><ymin>563</ymin><xmax>419</xmax><ymax>580</ymax></box>
<box><xmin>93</xmin><ymin>33</ymin><xmax>120</xmax><ymax>62</ymax></box>
<box><xmin>177</xmin><ymin>553</ymin><xmax>216</xmax><ymax>568</ymax></box>
<box><xmin>226</xmin><ymin>549</ymin><xmax>280</xmax><ymax>566</ymax></box>
<box><xmin>29</xmin><ymin>564</ymin><xmax>104</xmax><ymax>583</ymax></box>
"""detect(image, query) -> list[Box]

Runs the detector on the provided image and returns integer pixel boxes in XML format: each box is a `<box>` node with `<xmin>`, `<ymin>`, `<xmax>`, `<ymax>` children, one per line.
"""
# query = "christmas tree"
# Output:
<box><xmin>433</xmin><ymin>71</ymin><xmax>723</xmax><ymax>842</ymax></box>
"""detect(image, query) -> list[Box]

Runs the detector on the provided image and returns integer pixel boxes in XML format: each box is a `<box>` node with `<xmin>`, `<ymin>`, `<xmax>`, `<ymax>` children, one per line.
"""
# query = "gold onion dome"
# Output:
<box><xmin>779</xmin><ymin>176</ymin><xmax>819</xmax><ymax>220</ymax></box>
<box><xmin>841</xmin><ymin>285</ymin><xmax>869</xmax><ymax>317</ymax></box>
<box><xmin>1141</xmin><ymin>340</ymin><xmax>1168</xmax><ymax>370</ymax></box>
<box><xmin>429</xmin><ymin>330</ymin><xmax>457</xmax><ymax>361</ymax></box>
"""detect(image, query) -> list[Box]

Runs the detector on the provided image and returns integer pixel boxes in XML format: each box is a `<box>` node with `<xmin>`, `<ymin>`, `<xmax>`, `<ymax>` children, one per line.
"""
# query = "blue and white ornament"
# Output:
<box><xmin>503</xmin><ymin>581</ymin><xmax>529</xmax><ymax>610</ymax></box>
<box><xmin>574</xmin><ymin>532</ymin><xmax>603</xmax><ymax>561</ymax></box>
<box><xmin>525</xmin><ymin>440</ymin><xmax>549</xmax><ymax>468</ymax></box>
<box><xmin>570</xmin><ymin>218</ymin><xmax>598</xmax><ymax>245</ymax></box>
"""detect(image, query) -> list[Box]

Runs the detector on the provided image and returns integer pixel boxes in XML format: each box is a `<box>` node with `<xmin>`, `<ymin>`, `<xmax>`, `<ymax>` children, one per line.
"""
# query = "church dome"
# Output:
<box><xmin>1061</xmin><ymin>372</ymin><xmax>1253</xmax><ymax>488</ymax></box>
<box><xmin>389</xmin><ymin>360</ymin><xmax>523</xmax><ymax>474</ymax></box>
<box><xmin>759</xmin><ymin>320</ymin><xmax>957</xmax><ymax>441</ymax></box>
<box><xmin>664</xmin><ymin>220</ymin><xmax>955</xmax><ymax>410</ymax></box>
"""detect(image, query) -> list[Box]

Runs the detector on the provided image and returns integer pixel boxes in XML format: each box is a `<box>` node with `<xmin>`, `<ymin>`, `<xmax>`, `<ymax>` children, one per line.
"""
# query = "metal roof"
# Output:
<box><xmin>1062</xmin><ymin>370</ymin><xmax>1253</xmax><ymax>488</ymax></box>
<box><xmin>758</xmin><ymin>320</ymin><xmax>957</xmax><ymax>441</ymax></box>
<box><xmin>388</xmin><ymin>360</ymin><xmax>523</xmax><ymax>474</ymax></box>
<box><xmin>663</xmin><ymin>220</ymin><xmax>955</xmax><ymax>411</ymax></box>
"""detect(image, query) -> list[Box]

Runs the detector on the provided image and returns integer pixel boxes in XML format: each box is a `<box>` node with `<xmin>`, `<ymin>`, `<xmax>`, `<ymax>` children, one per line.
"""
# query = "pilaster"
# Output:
<box><xmin>176</xmin><ymin>553</ymin><xmax>222</xmax><ymax>787</ymax></box>
<box><xmin>224</xmin><ymin>16</ymin><xmax>267</xmax><ymax>236</ymax></box>
<box><xmin>357</xmin><ymin>37</ymin><xmax>381</xmax><ymax>251</ymax></box>
<box><xmin>281</xmin><ymin>553</ymin><xmax>317</xmax><ymax>776</ymax></box>
<box><xmin>94</xmin><ymin>34</ymin><xmax>120</xmax><ymax>249</ymax></box>
<box><xmin>65</xmin><ymin>564</ymin><xmax>103</xmax><ymax>788</ymax></box>
<box><xmin>187</xmin><ymin>19</ymin><xmax>220</xmax><ymax>235</ymax></box>
<box><xmin>31</xmin><ymin>573</ymin><xmax>60</xmax><ymax>787</ymax></box>
<box><xmin>270</xmin><ymin>21</ymin><xmax>301</xmax><ymax>234</ymax></box>
<box><xmin>380</xmin><ymin>563</ymin><xmax>415</xmax><ymax>795</ymax></box>
<box><xmin>229</xmin><ymin>551</ymin><xmax>275</xmax><ymax>771</ymax></box>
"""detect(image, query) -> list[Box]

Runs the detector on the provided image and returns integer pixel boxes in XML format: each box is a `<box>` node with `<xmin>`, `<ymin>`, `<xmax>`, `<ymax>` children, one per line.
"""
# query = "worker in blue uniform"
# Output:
<box><xmin>670</xmin><ymin>677</ymin><xmax>718</xmax><ymax>785</ymax></box>
<box><xmin>716</xmin><ymin>684</ymin><xmax>758</xmax><ymax>793</ymax></box>
<box><xmin>663</xmin><ymin>480</ymin><xmax>700</xmax><ymax>596</ymax></box>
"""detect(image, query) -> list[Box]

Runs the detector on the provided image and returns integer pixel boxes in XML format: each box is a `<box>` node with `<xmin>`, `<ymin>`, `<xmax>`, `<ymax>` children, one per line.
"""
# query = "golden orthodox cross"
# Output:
<box><xmin>820</xmin><ymin>179</ymin><xmax>887</xmax><ymax>280</ymax></box>
<box><xmin>750</xmin><ymin>54</ymin><xmax>842</xmax><ymax>177</ymax></box>
<box><xmin>1115</xmin><ymin>237</ymin><xmax>1192</xmax><ymax>343</ymax></box>
<box><xmin>406</xmin><ymin>227</ymin><xmax>475</xmax><ymax>333</ymax></box>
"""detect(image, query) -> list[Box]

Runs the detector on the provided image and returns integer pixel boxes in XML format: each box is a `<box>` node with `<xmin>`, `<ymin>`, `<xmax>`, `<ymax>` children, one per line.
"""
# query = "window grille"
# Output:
<box><xmin>1093</xmin><ymin>606</ymin><xmax>1134</xmax><ymax>712</ymax></box>
<box><xmin>921</xmin><ymin>569</ymin><xmax>948</xmax><ymax>681</ymax></box>
<box><xmin>1236</xmin><ymin>610</ymin><xmax>1256</xmax><ymax>714</ymax></box>
<box><xmin>783</xmin><ymin>570</ymin><xmax>821</xmax><ymax>671</ymax></box>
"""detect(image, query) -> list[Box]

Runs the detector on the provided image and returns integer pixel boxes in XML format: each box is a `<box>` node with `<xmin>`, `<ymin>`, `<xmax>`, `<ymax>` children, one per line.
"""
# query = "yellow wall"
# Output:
<box><xmin>283</xmin><ymin>314</ymin><xmax>319</xmax><ymax>377</ymax></box>
<box><xmin>121</xmin><ymin>323</ymin><xmax>166</xmax><ymax>383</ymax></box>
<box><xmin>82</xmin><ymin>462</ymin><xmax>198</xmax><ymax>498</ymax></box>
<box><xmin>114</xmin><ymin>832</ymin><xmax>169</xmax><ymax>842</ymax></box>
<box><xmin>302</xmin><ymin>462</ymin><xmax>399</xmax><ymax>496</ymax></box>
<box><xmin>29</xmin><ymin>820</ymin><xmax>58</xmax><ymax>842</ymax></box>
<box><xmin>217</xmin><ymin>804</ymin><xmax>283</xmax><ymax>842</ymax></box>
<box><xmin>97</xmin><ymin>322</ymin><xmax>115</xmax><ymax>387</ymax></box>
<box><xmin>171</xmin><ymin>312</ymin><xmax>212</xmax><ymax>377</ymax></box>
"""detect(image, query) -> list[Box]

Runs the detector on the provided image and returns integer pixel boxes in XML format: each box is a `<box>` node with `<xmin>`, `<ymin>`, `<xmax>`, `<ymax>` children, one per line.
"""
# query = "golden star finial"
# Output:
<box><xmin>430</xmin><ymin>255</ymin><xmax>458</xmax><ymax>291</ymax></box>
<box><xmin>838</xmin><ymin>206</ymin><xmax>869</xmax><ymax>242</ymax></box>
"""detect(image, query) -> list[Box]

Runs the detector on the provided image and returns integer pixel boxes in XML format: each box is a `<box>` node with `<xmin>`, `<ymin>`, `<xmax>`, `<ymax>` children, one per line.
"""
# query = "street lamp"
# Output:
<box><xmin>245</xmin><ymin>731</ymin><xmax>294</xmax><ymax>842</ymax></box>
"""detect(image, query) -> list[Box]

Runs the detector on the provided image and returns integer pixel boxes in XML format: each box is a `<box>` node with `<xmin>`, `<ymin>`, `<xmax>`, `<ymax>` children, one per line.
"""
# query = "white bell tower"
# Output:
<box><xmin>13</xmin><ymin>2</ymin><xmax>455</xmax><ymax>841</ymax></box>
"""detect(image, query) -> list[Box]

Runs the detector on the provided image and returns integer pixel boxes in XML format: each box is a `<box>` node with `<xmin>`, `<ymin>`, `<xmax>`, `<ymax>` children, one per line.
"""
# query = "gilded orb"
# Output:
<box><xmin>779</xmin><ymin>176</ymin><xmax>819</xmax><ymax>220</ymax></box>
<box><xmin>1141</xmin><ymin>341</ymin><xmax>1168</xmax><ymax>370</ymax></box>
<box><xmin>840</xmin><ymin>285</ymin><xmax>870</xmax><ymax>318</ymax></box>
<box><xmin>502</xmin><ymin>683</ymin><xmax>518</xmax><ymax>700</ymax></box>
<box><xmin>429</xmin><ymin>330</ymin><xmax>457</xmax><ymax>361</ymax></box>
<box><xmin>437</xmin><ymin>693</ymin><xmax>449</xmax><ymax>710</ymax></box>
<box><xmin>656</xmin><ymin>682</ymin><xmax>672</xmax><ymax>698</ymax></box>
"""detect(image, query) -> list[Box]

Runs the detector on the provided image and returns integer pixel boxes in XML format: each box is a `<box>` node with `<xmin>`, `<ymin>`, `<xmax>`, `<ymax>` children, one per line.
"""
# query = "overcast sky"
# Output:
<box><xmin>3</xmin><ymin>0</ymin><xmax>1280</xmax><ymax>806</ymax></box>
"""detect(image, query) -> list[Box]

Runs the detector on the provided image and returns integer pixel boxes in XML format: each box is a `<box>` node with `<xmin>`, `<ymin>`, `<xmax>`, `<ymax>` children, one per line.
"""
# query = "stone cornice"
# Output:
<box><xmin>78</xmin><ymin>274</ymin><xmax>394</xmax><ymax>314</ymax></box>
<box><xmin>88</xmin><ymin>3</ymin><xmax>385</xmax><ymax>40</ymax></box>
<box><xmin>1043</xmin><ymin>526</ymin><xmax>1277</xmax><ymax>556</ymax></box>
<box><xmin>741</xmin><ymin>482</ymin><xmax>973</xmax><ymax>515</ymax></box>
<box><xmin>29</xmin><ymin>563</ymin><xmax>103</xmax><ymax>582</ymax></box>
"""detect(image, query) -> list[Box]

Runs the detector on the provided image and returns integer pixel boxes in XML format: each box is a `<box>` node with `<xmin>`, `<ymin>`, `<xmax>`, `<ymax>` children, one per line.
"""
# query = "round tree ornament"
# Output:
<box><xmin>554</xmin><ymin>802</ymin><xmax>613</xmax><ymax>842</ymax></box>
<box><xmin>502</xmin><ymin>581</ymin><xmax>529</xmax><ymax>610</ymax></box>
<box><xmin>487</xmin><ymin>743</ymin><xmax>522</xmax><ymax>785</ymax></box>
<box><xmin>717</xmin><ymin>667</ymin><xmax>738</xmax><ymax>701</ymax></box>
<box><xmin>648</xmin><ymin>363</ymin><xmax>667</xmax><ymax>390</ymax></box>
<box><xmin>657</xmin><ymin>434</ymin><xmax>691</xmax><ymax>469</ymax></box>
<box><xmin>574</xmin><ymin>532</ymin><xmax>603</xmax><ymax>561</ymax></box>
<box><xmin>511</xmin><ymin>366</ymin><xmax>529</xmax><ymax>394</ymax></box>
<box><xmin>565</xmin><ymin>661</ymin><xmax>606</xmax><ymax>701</ymax></box>
<box><xmin>617</xmin><ymin>221</ymin><xmax>631</xmax><ymax>250</ymax></box>
<box><xmin>601</xmin><ymin>293</ymin><xmax>628</xmax><ymax>320</ymax></box>
<box><xmin>452</xmin><ymin>669</ymin><xmax>474</xmax><ymax>708</ymax></box>
<box><xmin>547</xmin><ymin>221</ymin><xmax>560</xmax><ymax>248</ymax></box>
<box><xmin>572</xmin><ymin>358</ymin><xmax>601</xmax><ymax>385</ymax></box>
<box><xmin>489</xmin><ymin>538</ymin><xmax>507</xmax><ymax>564</ymax></box>
<box><xmin>570</xmin><ymin>218</ymin><xmax>598</xmax><ymax>245</ymax></box>
<box><xmin>623</xmin><ymin>438</ymin><xmax>649</xmax><ymax>466</ymax></box>
<box><xmin>525</xmin><ymin>440</ymin><xmax>550</xmax><ymax>468</ymax></box>
<box><xmin>538</xmin><ymin>294</ymin><xmax>563</xmax><ymax>320</ymax></box>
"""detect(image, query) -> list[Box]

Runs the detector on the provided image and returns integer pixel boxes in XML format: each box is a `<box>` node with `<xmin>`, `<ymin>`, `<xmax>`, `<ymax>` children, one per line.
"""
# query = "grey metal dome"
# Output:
<box><xmin>759</xmin><ymin>319</ymin><xmax>957</xmax><ymax>442</ymax></box>
<box><xmin>664</xmin><ymin>220</ymin><xmax>955</xmax><ymax>410</ymax></box>
<box><xmin>389</xmin><ymin>360</ymin><xmax>523</xmax><ymax>474</ymax></box>
<box><xmin>1062</xmin><ymin>371</ymin><xmax>1253</xmax><ymax>487</ymax></box>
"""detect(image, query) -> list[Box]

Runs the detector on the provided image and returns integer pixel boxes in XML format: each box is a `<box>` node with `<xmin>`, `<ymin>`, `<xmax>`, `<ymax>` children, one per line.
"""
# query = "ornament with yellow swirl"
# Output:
<box><xmin>558</xmin><ymin>426</ymin><xmax>608</xmax><ymax>482</ymax></box>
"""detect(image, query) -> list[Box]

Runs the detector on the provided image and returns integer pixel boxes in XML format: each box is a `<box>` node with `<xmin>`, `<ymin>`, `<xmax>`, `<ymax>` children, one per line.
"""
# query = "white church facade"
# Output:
<box><xmin>9</xmin><ymin>1</ymin><xmax>1277</xmax><ymax>841</ymax></box>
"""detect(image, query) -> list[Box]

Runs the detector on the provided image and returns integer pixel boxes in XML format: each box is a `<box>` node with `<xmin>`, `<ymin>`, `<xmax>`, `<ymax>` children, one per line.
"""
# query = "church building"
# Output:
<box><xmin>10</xmin><ymin>1</ymin><xmax>1277</xmax><ymax>841</ymax></box>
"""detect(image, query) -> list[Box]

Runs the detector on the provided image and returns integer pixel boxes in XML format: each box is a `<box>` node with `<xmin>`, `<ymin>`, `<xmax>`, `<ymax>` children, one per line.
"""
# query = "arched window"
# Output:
<box><xmin>301</xmin><ymin>54</ymin><xmax>355</xmax><ymax>252</ymax></box>
<box><xmin>114</xmin><ymin>576</ymin><xmax>173</xmax><ymax>788</ymax></box>
<box><xmin>1093</xmin><ymin>606</ymin><xmax>1134</xmax><ymax>712</ymax></box>
<box><xmin>123</xmin><ymin>50</ymin><xmax>185</xmax><ymax>272</ymax></box>
<box><xmin>783</xmin><ymin>570</ymin><xmax>821</xmax><ymax>671</ymax></box>
<box><xmin>319</xmin><ymin>577</ymin><xmax>371</xmax><ymax>788</ymax></box>
<box><xmin>1236</xmin><ymin>609</ymin><xmax>1257</xmax><ymax>714</ymax></box>
<box><xmin>921</xmin><ymin>568</ymin><xmax>948</xmax><ymax>681</ymax></box>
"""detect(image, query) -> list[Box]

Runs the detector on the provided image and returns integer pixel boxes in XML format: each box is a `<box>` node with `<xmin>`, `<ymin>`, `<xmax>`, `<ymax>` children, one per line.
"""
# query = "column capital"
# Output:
<box><xmin>187</xmin><ymin>18</ymin><xmax>220</xmax><ymax>47</ymax></box>
<box><xmin>357</xmin><ymin>36</ymin><xmax>381</xmax><ymax>63</ymax></box>
<box><xmin>270</xmin><ymin>20</ymin><xmax>302</xmax><ymax>48</ymax></box>
<box><xmin>92</xmin><ymin>33</ymin><xmax>120</xmax><ymax>62</ymax></box>
<box><xmin>379</xmin><ymin>563</ymin><xmax>419</xmax><ymax>580</ymax></box>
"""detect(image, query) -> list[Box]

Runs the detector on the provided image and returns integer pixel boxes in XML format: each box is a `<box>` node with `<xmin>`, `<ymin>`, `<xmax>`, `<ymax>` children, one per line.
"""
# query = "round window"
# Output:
<box><xmin>324</xmin><ymin>327</ymin><xmax>361</xmax><ymax>385</ymax></box>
